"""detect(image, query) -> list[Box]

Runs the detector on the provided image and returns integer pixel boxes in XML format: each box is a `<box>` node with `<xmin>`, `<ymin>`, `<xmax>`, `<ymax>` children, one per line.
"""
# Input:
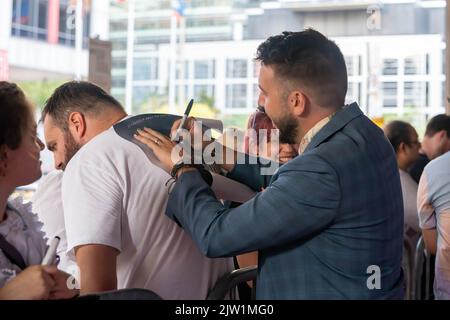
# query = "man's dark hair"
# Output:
<box><xmin>384</xmin><ymin>120</ymin><xmax>415</xmax><ymax>153</ymax></box>
<box><xmin>255</xmin><ymin>28</ymin><xmax>348</xmax><ymax>108</ymax></box>
<box><xmin>425</xmin><ymin>114</ymin><xmax>450</xmax><ymax>137</ymax></box>
<box><xmin>0</xmin><ymin>81</ymin><xmax>32</xmax><ymax>150</ymax></box>
<box><xmin>42</xmin><ymin>81</ymin><xmax>125</xmax><ymax>131</ymax></box>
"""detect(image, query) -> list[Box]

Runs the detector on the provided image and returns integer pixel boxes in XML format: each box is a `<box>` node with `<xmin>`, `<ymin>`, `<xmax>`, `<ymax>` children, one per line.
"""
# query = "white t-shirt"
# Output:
<box><xmin>399</xmin><ymin>169</ymin><xmax>420</xmax><ymax>247</ymax></box>
<box><xmin>32</xmin><ymin>170</ymin><xmax>77</xmax><ymax>273</ymax></box>
<box><xmin>61</xmin><ymin>122</ymin><xmax>234</xmax><ymax>299</ymax></box>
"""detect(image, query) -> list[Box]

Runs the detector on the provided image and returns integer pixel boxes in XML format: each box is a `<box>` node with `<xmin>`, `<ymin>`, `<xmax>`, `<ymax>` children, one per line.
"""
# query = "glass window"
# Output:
<box><xmin>404</xmin><ymin>55</ymin><xmax>427</xmax><ymax>75</ymax></box>
<box><xmin>176</xmin><ymin>61</ymin><xmax>189</xmax><ymax>80</ymax></box>
<box><xmin>133</xmin><ymin>86</ymin><xmax>157</xmax><ymax>111</ymax></box>
<box><xmin>345</xmin><ymin>56</ymin><xmax>354</xmax><ymax>77</ymax></box>
<box><xmin>58</xmin><ymin>0</ymin><xmax>76</xmax><ymax>46</ymax></box>
<box><xmin>227</xmin><ymin>59</ymin><xmax>247</xmax><ymax>78</ymax></box>
<box><xmin>226</xmin><ymin>84</ymin><xmax>247</xmax><ymax>109</ymax></box>
<box><xmin>58</xmin><ymin>0</ymin><xmax>90</xmax><ymax>47</ymax></box>
<box><xmin>112</xmin><ymin>40</ymin><xmax>127</xmax><ymax>51</ymax></box>
<box><xmin>382</xmin><ymin>82</ymin><xmax>397</xmax><ymax>108</ymax></box>
<box><xmin>11</xmin><ymin>0</ymin><xmax>48</xmax><ymax>40</ymax></box>
<box><xmin>382</xmin><ymin>59</ymin><xmax>398</xmax><ymax>75</ymax></box>
<box><xmin>133</xmin><ymin>57</ymin><xmax>158</xmax><ymax>81</ymax></box>
<box><xmin>112</xmin><ymin>77</ymin><xmax>126</xmax><ymax>89</ymax></box>
<box><xmin>175</xmin><ymin>85</ymin><xmax>189</xmax><ymax>102</ymax></box>
<box><xmin>110</xmin><ymin>20</ymin><xmax>127</xmax><ymax>32</ymax></box>
<box><xmin>194</xmin><ymin>85</ymin><xmax>214</xmax><ymax>102</ymax></box>
<box><xmin>112</xmin><ymin>57</ymin><xmax>126</xmax><ymax>69</ymax></box>
<box><xmin>194</xmin><ymin>60</ymin><xmax>215</xmax><ymax>79</ymax></box>
<box><xmin>404</xmin><ymin>81</ymin><xmax>428</xmax><ymax>108</ymax></box>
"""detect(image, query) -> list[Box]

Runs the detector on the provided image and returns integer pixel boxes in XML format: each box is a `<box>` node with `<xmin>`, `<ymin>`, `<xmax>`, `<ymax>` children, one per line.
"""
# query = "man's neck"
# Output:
<box><xmin>84</xmin><ymin>112</ymin><xmax>128</xmax><ymax>143</ymax></box>
<box><xmin>112</xmin><ymin>113</ymin><xmax>128</xmax><ymax>125</ymax></box>
<box><xmin>397</xmin><ymin>157</ymin><xmax>410</xmax><ymax>171</ymax></box>
<box><xmin>297</xmin><ymin>109</ymin><xmax>336</xmax><ymax>144</ymax></box>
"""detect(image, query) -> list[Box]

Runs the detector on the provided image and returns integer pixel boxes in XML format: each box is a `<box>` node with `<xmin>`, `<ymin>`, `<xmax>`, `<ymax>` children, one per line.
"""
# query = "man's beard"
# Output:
<box><xmin>62</xmin><ymin>132</ymin><xmax>81</xmax><ymax>171</ymax></box>
<box><xmin>274</xmin><ymin>113</ymin><xmax>299</xmax><ymax>145</ymax></box>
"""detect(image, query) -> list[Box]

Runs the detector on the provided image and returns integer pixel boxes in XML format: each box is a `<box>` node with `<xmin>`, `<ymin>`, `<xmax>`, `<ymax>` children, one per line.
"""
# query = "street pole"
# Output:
<box><xmin>178</xmin><ymin>14</ymin><xmax>186</xmax><ymax>108</ymax></box>
<box><xmin>169</xmin><ymin>12</ymin><xmax>177</xmax><ymax>114</ymax></box>
<box><xmin>125</xmin><ymin>0</ymin><xmax>135</xmax><ymax>114</ymax></box>
<box><xmin>75</xmin><ymin>0</ymin><xmax>83</xmax><ymax>80</ymax></box>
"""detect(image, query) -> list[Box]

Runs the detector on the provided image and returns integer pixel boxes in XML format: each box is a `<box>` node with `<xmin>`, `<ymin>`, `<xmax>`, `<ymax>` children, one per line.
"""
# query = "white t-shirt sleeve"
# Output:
<box><xmin>417</xmin><ymin>168</ymin><xmax>437</xmax><ymax>230</ymax></box>
<box><xmin>62</xmin><ymin>159</ymin><xmax>123</xmax><ymax>255</ymax></box>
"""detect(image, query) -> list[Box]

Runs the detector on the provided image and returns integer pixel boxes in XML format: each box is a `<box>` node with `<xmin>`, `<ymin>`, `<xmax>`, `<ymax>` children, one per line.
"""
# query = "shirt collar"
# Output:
<box><xmin>298</xmin><ymin>113</ymin><xmax>334</xmax><ymax>155</ymax></box>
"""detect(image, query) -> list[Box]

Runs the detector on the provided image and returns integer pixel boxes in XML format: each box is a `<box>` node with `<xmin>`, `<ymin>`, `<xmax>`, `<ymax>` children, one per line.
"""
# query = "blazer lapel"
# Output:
<box><xmin>303</xmin><ymin>102</ymin><xmax>364</xmax><ymax>153</ymax></box>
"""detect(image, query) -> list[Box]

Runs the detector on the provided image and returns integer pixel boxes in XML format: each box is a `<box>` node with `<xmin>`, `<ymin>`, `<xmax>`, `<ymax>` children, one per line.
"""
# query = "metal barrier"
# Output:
<box><xmin>206</xmin><ymin>265</ymin><xmax>258</xmax><ymax>300</ymax></box>
<box><xmin>413</xmin><ymin>235</ymin><xmax>433</xmax><ymax>300</ymax></box>
<box><xmin>403</xmin><ymin>238</ymin><xmax>414</xmax><ymax>299</ymax></box>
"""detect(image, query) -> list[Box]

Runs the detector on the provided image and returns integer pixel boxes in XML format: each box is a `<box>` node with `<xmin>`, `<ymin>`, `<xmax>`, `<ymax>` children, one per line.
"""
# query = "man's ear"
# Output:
<box><xmin>398</xmin><ymin>141</ymin><xmax>407</xmax><ymax>154</ymax></box>
<box><xmin>444</xmin><ymin>132</ymin><xmax>450</xmax><ymax>150</ymax></box>
<box><xmin>68</xmin><ymin>112</ymin><xmax>87</xmax><ymax>141</ymax></box>
<box><xmin>289</xmin><ymin>91</ymin><xmax>308</xmax><ymax>117</ymax></box>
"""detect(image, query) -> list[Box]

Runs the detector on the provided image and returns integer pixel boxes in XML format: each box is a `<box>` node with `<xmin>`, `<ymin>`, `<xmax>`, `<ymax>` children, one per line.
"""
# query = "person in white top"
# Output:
<box><xmin>32</xmin><ymin>170</ymin><xmax>77</xmax><ymax>273</ymax></box>
<box><xmin>417</xmin><ymin>151</ymin><xmax>450</xmax><ymax>299</ymax></box>
<box><xmin>384</xmin><ymin>120</ymin><xmax>421</xmax><ymax>247</ymax></box>
<box><xmin>0</xmin><ymin>81</ymin><xmax>78</xmax><ymax>300</ymax></box>
<box><xmin>41</xmin><ymin>81</ymin><xmax>234</xmax><ymax>299</ymax></box>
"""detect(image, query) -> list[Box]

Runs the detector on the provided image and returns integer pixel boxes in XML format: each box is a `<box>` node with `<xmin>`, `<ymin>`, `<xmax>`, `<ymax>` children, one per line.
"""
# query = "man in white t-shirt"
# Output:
<box><xmin>41</xmin><ymin>81</ymin><xmax>234</xmax><ymax>299</ymax></box>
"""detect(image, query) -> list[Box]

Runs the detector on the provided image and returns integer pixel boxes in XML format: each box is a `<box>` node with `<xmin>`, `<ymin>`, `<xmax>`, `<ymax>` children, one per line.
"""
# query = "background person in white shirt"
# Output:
<box><xmin>384</xmin><ymin>120</ymin><xmax>421</xmax><ymax>247</ymax></box>
<box><xmin>41</xmin><ymin>81</ymin><xmax>234</xmax><ymax>298</ymax></box>
<box><xmin>417</xmin><ymin>151</ymin><xmax>450</xmax><ymax>299</ymax></box>
<box><xmin>32</xmin><ymin>170</ymin><xmax>77</xmax><ymax>274</ymax></box>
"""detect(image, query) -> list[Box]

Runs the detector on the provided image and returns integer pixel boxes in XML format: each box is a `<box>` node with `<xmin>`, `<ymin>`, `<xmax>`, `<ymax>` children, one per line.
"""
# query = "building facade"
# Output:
<box><xmin>0</xmin><ymin>0</ymin><xmax>109</xmax><ymax>83</ymax></box>
<box><xmin>109</xmin><ymin>0</ymin><xmax>447</xmax><ymax>127</ymax></box>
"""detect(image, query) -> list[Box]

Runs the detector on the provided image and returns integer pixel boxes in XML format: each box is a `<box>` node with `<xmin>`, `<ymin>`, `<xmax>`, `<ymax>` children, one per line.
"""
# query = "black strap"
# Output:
<box><xmin>0</xmin><ymin>233</ymin><xmax>26</xmax><ymax>270</ymax></box>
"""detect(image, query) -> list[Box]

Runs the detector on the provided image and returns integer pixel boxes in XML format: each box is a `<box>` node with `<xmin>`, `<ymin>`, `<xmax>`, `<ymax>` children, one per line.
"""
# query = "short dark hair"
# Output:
<box><xmin>255</xmin><ymin>29</ymin><xmax>348</xmax><ymax>108</ymax></box>
<box><xmin>425</xmin><ymin>114</ymin><xmax>450</xmax><ymax>137</ymax></box>
<box><xmin>384</xmin><ymin>120</ymin><xmax>414</xmax><ymax>153</ymax></box>
<box><xmin>0</xmin><ymin>81</ymin><xmax>32</xmax><ymax>150</ymax></box>
<box><xmin>42</xmin><ymin>81</ymin><xmax>125</xmax><ymax>131</ymax></box>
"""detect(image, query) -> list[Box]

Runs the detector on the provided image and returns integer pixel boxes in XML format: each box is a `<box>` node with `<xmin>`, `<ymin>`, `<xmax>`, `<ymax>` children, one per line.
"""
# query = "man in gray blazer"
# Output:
<box><xmin>135</xmin><ymin>29</ymin><xmax>405</xmax><ymax>299</ymax></box>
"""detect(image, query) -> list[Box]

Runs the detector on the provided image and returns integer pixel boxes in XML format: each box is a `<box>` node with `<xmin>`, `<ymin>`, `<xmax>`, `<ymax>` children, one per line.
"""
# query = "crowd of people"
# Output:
<box><xmin>1</xmin><ymin>28</ymin><xmax>450</xmax><ymax>300</ymax></box>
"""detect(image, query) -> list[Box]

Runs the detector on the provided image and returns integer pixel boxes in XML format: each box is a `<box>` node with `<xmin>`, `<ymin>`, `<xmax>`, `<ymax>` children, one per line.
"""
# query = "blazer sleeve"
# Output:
<box><xmin>165</xmin><ymin>153</ymin><xmax>341</xmax><ymax>258</ymax></box>
<box><xmin>225</xmin><ymin>152</ymin><xmax>274</xmax><ymax>191</ymax></box>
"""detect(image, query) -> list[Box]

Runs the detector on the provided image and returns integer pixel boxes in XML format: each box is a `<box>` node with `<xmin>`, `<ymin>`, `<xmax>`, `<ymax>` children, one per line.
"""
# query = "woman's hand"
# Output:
<box><xmin>0</xmin><ymin>265</ymin><xmax>79</xmax><ymax>300</ymax></box>
<box><xmin>48</xmin><ymin>268</ymin><xmax>79</xmax><ymax>300</ymax></box>
<box><xmin>134</xmin><ymin>128</ymin><xmax>181</xmax><ymax>172</ymax></box>
<box><xmin>0</xmin><ymin>265</ymin><xmax>55</xmax><ymax>300</ymax></box>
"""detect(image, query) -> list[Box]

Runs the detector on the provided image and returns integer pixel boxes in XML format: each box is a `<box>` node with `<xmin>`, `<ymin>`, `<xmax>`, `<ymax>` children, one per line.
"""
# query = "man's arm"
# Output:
<box><xmin>62</xmin><ymin>160</ymin><xmax>123</xmax><ymax>295</ymax></box>
<box><xmin>422</xmin><ymin>228</ymin><xmax>437</xmax><ymax>255</ymax></box>
<box><xmin>166</xmin><ymin>153</ymin><xmax>340</xmax><ymax>257</ymax></box>
<box><xmin>417</xmin><ymin>168</ymin><xmax>438</xmax><ymax>256</ymax></box>
<box><xmin>224</xmin><ymin>149</ymin><xmax>274</xmax><ymax>191</ymax></box>
<box><xmin>75</xmin><ymin>244</ymin><xmax>119</xmax><ymax>294</ymax></box>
